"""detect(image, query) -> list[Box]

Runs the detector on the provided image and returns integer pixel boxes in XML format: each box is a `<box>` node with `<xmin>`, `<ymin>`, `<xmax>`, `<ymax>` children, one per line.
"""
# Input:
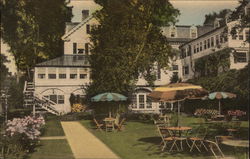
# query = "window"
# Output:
<box><xmin>193</xmin><ymin>45</ymin><xmax>196</xmax><ymax>53</ymax></box>
<box><xmin>48</xmin><ymin>74</ymin><xmax>56</xmax><ymax>79</ymax></box>
<box><xmin>183</xmin><ymin>66</ymin><xmax>189</xmax><ymax>75</ymax></box>
<box><xmin>58</xmin><ymin>95</ymin><xmax>64</xmax><ymax>104</ymax></box>
<box><xmin>85</xmin><ymin>43</ymin><xmax>89</xmax><ymax>54</ymax></box>
<box><xmin>70</xmin><ymin>74</ymin><xmax>77</xmax><ymax>79</ymax></box>
<box><xmin>196</xmin><ymin>43</ymin><xmax>199</xmax><ymax>52</ymax></box>
<box><xmin>157</xmin><ymin>65</ymin><xmax>161</xmax><ymax>80</ymax></box>
<box><xmin>82</xmin><ymin>10</ymin><xmax>89</xmax><ymax>20</ymax></box>
<box><xmin>139</xmin><ymin>95</ymin><xmax>145</xmax><ymax>109</ymax></box>
<box><xmin>220</xmin><ymin>35</ymin><xmax>224</xmax><ymax>43</ymax></box>
<box><xmin>170</xmin><ymin>26</ymin><xmax>176</xmax><ymax>37</ymax></box>
<box><xmin>187</xmin><ymin>45</ymin><xmax>191</xmax><ymax>56</ymax></box>
<box><xmin>86</xmin><ymin>24</ymin><xmax>90</xmax><ymax>34</ymax></box>
<box><xmin>59</xmin><ymin>74</ymin><xmax>66</xmax><ymax>79</ymax></box>
<box><xmin>207</xmin><ymin>39</ymin><xmax>210</xmax><ymax>48</ymax></box>
<box><xmin>224</xmin><ymin>36</ymin><xmax>228</xmax><ymax>42</ymax></box>
<box><xmin>172</xmin><ymin>65</ymin><xmax>178</xmax><ymax>70</ymax></box>
<box><xmin>73</xmin><ymin>43</ymin><xmax>77</xmax><ymax>54</ymax></box>
<box><xmin>146</xmin><ymin>96</ymin><xmax>152</xmax><ymax>108</ymax></box>
<box><xmin>80</xmin><ymin>74</ymin><xmax>87</xmax><ymax>79</ymax></box>
<box><xmin>190</xmin><ymin>27</ymin><xmax>197</xmax><ymax>38</ymax></box>
<box><xmin>38</xmin><ymin>74</ymin><xmax>45</xmax><ymax>79</ymax></box>
<box><xmin>204</xmin><ymin>40</ymin><xmax>207</xmax><ymax>49</ymax></box>
<box><xmin>234</xmin><ymin>52</ymin><xmax>247</xmax><ymax>63</ymax></box>
<box><xmin>211</xmin><ymin>37</ymin><xmax>214</xmax><ymax>47</ymax></box>
<box><xmin>216</xmin><ymin>35</ymin><xmax>219</xmax><ymax>45</ymax></box>
<box><xmin>239</xmin><ymin>31</ymin><xmax>243</xmax><ymax>40</ymax></box>
<box><xmin>245</xmin><ymin>30</ymin><xmax>249</xmax><ymax>41</ymax></box>
<box><xmin>131</xmin><ymin>94</ymin><xmax>137</xmax><ymax>108</ymax></box>
<box><xmin>191</xmin><ymin>32</ymin><xmax>197</xmax><ymax>38</ymax></box>
<box><xmin>232</xmin><ymin>34</ymin><xmax>237</xmax><ymax>40</ymax></box>
<box><xmin>200</xmin><ymin>42</ymin><xmax>202</xmax><ymax>51</ymax></box>
<box><xmin>49</xmin><ymin>95</ymin><xmax>57</xmax><ymax>103</ymax></box>
<box><xmin>77</xmin><ymin>43</ymin><xmax>84</xmax><ymax>54</ymax></box>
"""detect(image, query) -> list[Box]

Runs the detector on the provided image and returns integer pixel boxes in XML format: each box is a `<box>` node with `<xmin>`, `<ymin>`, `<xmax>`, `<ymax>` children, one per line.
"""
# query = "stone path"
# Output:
<box><xmin>61</xmin><ymin>121</ymin><xmax>119</xmax><ymax>159</ymax></box>
<box><xmin>40</xmin><ymin>136</ymin><xmax>66</xmax><ymax>140</ymax></box>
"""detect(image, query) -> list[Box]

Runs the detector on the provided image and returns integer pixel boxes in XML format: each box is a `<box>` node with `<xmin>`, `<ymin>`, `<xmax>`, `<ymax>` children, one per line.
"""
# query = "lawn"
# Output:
<box><xmin>41</xmin><ymin>115</ymin><xmax>65</xmax><ymax>137</ymax></box>
<box><xmin>80</xmin><ymin>115</ymin><xmax>249</xmax><ymax>159</ymax></box>
<box><xmin>27</xmin><ymin>140</ymin><xmax>74</xmax><ymax>159</ymax></box>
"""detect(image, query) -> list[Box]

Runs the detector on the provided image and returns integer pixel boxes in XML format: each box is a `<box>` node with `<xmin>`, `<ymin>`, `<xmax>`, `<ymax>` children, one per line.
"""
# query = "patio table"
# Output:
<box><xmin>166</xmin><ymin>126</ymin><xmax>192</xmax><ymax>137</ymax></box>
<box><xmin>103</xmin><ymin>117</ymin><xmax>115</xmax><ymax>132</ymax></box>
<box><xmin>221</xmin><ymin>139</ymin><xmax>249</xmax><ymax>148</ymax></box>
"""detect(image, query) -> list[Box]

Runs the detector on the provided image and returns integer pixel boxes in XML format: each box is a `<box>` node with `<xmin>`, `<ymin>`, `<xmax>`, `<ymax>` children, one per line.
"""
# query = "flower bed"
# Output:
<box><xmin>0</xmin><ymin>115</ymin><xmax>45</xmax><ymax>158</ymax></box>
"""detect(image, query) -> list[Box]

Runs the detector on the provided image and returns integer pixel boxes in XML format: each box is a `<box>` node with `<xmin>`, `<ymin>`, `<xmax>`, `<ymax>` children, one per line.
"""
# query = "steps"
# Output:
<box><xmin>23</xmin><ymin>81</ymin><xmax>61</xmax><ymax>116</ymax></box>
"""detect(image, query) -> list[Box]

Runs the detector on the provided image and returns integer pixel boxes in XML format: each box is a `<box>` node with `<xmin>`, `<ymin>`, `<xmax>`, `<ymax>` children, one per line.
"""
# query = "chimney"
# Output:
<box><xmin>82</xmin><ymin>10</ymin><xmax>89</xmax><ymax>21</ymax></box>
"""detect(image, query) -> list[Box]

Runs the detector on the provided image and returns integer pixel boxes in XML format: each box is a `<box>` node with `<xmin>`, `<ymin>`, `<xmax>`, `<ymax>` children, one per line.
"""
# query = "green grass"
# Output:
<box><xmin>42</xmin><ymin>115</ymin><xmax>65</xmax><ymax>137</ymax></box>
<box><xmin>80</xmin><ymin>115</ymin><xmax>249</xmax><ymax>159</ymax></box>
<box><xmin>27</xmin><ymin>140</ymin><xmax>74</xmax><ymax>159</ymax></box>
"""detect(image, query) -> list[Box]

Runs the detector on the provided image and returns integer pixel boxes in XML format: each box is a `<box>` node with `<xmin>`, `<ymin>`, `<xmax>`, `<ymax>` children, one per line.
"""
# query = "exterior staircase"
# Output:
<box><xmin>23</xmin><ymin>81</ymin><xmax>61</xmax><ymax>116</ymax></box>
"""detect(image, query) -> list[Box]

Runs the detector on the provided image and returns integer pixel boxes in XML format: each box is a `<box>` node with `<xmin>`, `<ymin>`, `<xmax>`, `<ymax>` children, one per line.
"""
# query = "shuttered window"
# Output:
<box><xmin>85</xmin><ymin>43</ymin><xmax>89</xmax><ymax>54</ymax></box>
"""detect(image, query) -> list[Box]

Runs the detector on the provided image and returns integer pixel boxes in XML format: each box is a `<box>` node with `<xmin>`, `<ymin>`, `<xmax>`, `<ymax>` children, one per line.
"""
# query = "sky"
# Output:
<box><xmin>70</xmin><ymin>0</ymin><xmax>240</xmax><ymax>25</ymax></box>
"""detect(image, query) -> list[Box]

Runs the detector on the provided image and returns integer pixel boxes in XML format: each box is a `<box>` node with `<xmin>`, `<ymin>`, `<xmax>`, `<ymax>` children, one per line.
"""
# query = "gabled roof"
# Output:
<box><xmin>62</xmin><ymin>15</ymin><xmax>94</xmax><ymax>40</ymax></box>
<box><xmin>36</xmin><ymin>55</ymin><xmax>90</xmax><ymax>67</ymax></box>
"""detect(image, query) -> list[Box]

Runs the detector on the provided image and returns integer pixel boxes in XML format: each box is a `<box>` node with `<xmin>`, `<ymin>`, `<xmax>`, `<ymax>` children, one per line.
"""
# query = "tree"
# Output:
<box><xmin>203</xmin><ymin>9</ymin><xmax>231</xmax><ymax>25</ymax></box>
<box><xmin>230</xmin><ymin>0</ymin><xmax>250</xmax><ymax>42</ymax></box>
<box><xmin>0</xmin><ymin>54</ymin><xmax>10</xmax><ymax>85</ymax></box>
<box><xmin>87</xmin><ymin>0</ymin><xmax>179</xmax><ymax>98</ymax></box>
<box><xmin>1</xmin><ymin>0</ymin><xmax>72</xmax><ymax>79</ymax></box>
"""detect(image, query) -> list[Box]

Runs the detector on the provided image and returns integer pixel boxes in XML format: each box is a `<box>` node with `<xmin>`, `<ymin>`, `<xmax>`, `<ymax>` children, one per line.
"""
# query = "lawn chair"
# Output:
<box><xmin>188</xmin><ymin>126</ymin><xmax>209</xmax><ymax>152</ymax></box>
<box><xmin>93</xmin><ymin>118</ymin><xmax>103</xmax><ymax>131</ymax></box>
<box><xmin>205</xmin><ymin>140</ymin><xmax>235</xmax><ymax>159</ymax></box>
<box><xmin>116</xmin><ymin>118</ymin><xmax>126</xmax><ymax>131</ymax></box>
<box><xmin>156</xmin><ymin>125</ymin><xmax>180</xmax><ymax>152</ymax></box>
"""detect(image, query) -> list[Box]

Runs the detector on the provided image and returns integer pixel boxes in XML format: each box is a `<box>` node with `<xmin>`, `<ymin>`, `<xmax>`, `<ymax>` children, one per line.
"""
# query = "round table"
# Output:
<box><xmin>222</xmin><ymin>139</ymin><xmax>249</xmax><ymax>147</ymax></box>
<box><xmin>166</xmin><ymin>126</ymin><xmax>192</xmax><ymax>137</ymax></box>
<box><xmin>103</xmin><ymin>118</ymin><xmax>115</xmax><ymax>131</ymax></box>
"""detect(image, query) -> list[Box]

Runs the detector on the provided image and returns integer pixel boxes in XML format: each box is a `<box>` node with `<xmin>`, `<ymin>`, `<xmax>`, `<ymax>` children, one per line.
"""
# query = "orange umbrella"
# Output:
<box><xmin>148</xmin><ymin>83</ymin><xmax>208</xmax><ymax>126</ymax></box>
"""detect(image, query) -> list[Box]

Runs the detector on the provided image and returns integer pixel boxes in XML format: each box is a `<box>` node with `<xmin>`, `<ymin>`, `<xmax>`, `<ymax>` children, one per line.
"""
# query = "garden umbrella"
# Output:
<box><xmin>91</xmin><ymin>92</ymin><xmax>127</xmax><ymax>117</ymax></box>
<box><xmin>148</xmin><ymin>83</ymin><xmax>208</xmax><ymax>126</ymax></box>
<box><xmin>206</xmin><ymin>92</ymin><xmax>236</xmax><ymax>115</ymax></box>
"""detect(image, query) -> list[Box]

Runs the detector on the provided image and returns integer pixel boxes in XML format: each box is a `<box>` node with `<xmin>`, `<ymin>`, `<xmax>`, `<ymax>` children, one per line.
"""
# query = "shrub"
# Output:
<box><xmin>60</xmin><ymin>112</ymin><xmax>92</xmax><ymax>121</ymax></box>
<box><xmin>71</xmin><ymin>103</ymin><xmax>86</xmax><ymax>113</ymax></box>
<box><xmin>194</xmin><ymin>108</ymin><xmax>219</xmax><ymax>119</ymax></box>
<box><xmin>0</xmin><ymin>115</ymin><xmax>45</xmax><ymax>158</ymax></box>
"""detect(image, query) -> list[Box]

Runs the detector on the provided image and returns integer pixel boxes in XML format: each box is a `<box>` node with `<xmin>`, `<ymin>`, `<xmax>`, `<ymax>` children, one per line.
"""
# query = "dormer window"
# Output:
<box><xmin>190</xmin><ymin>26</ymin><xmax>197</xmax><ymax>38</ymax></box>
<box><xmin>73</xmin><ymin>43</ymin><xmax>89</xmax><ymax>54</ymax></box>
<box><xmin>170</xmin><ymin>26</ymin><xmax>177</xmax><ymax>38</ymax></box>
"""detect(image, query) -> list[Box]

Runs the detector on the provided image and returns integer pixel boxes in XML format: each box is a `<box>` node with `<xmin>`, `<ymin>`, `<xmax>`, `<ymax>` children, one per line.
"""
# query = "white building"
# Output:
<box><xmin>179</xmin><ymin>20</ymin><xmax>249</xmax><ymax>81</ymax></box>
<box><xmin>25</xmin><ymin>0</ymin><xmax>249</xmax><ymax>115</ymax></box>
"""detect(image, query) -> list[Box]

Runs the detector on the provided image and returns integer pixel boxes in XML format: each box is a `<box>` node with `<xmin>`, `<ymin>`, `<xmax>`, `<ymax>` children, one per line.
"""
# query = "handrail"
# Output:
<box><xmin>23</xmin><ymin>81</ymin><xmax>27</xmax><ymax>93</ymax></box>
<box><xmin>33</xmin><ymin>94</ymin><xmax>59</xmax><ymax>114</ymax></box>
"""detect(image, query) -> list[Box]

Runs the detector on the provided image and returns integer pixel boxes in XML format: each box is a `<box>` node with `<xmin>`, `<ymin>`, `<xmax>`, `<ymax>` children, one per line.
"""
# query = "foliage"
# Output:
<box><xmin>71</xmin><ymin>103</ymin><xmax>86</xmax><ymax>113</ymax></box>
<box><xmin>194</xmin><ymin>108</ymin><xmax>219</xmax><ymax>118</ymax></box>
<box><xmin>188</xmin><ymin>64</ymin><xmax>249</xmax><ymax>112</ymax></box>
<box><xmin>7</xmin><ymin>78</ymin><xmax>24</xmax><ymax>109</ymax></box>
<box><xmin>230</xmin><ymin>0</ymin><xmax>250</xmax><ymax>42</ymax></box>
<box><xmin>194</xmin><ymin>48</ymin><xmax>232</xmax><ymax>77</ymax></box>
<box><xmin>0</xmin><ymin>54</ymin><xmax>10</xmax><ymax>83</ymax></box>
<box><xmin>87</xmin><ymin>0</ymin><xmax>180</xmax><ymax>99</ymax></box>
<box><xmin>203</xmin><ymin>9</ymin><xmax>231</xmax><ymax>25</ymax></box>
<box><xmin>1</xmin><ymin>0</ymin><xmax>72</xmax><ymax>79</ymax></box>
<box><xmin>1</xmin><ymin>115</ymin><xmax>45</xmax><ymax>158</ymax></box>
<box><xmin>170</xmin><ymin>72</ymin><xmax>179</xmax><ymax>83</ymax></box>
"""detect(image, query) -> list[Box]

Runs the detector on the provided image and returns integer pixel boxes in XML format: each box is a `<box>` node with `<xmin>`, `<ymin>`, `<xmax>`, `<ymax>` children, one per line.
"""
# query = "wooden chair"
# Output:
<box><xmin>116</xmin><ymin>118</ymin><xmax>126</xmax><ymax>131</ymax></box>
<box><xmin>93</xmin><ymin>118</ymin><xmax>103</xmax><ymax>131</ymax></box>
<box><xmin>205</xmin><ymin>140</ymin><xmax>235</xmax><ymax>159</ymax></box>
<box><xmin>188</xmin><ymin>126</ymin><xmax>209</xmax><ymax>152</ymax></box>
<box><xmin>157</xmin><ymin>125</ymin><xmax>180</xmax><ymax>152</ymax></box>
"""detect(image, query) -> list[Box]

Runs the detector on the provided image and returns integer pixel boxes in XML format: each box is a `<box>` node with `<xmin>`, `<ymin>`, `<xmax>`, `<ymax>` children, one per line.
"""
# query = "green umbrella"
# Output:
<box><xmin>207</xmin><ymin>92</ymin><xmax>236</xmax><ymax>115</ymax></box>
<box><xmin>91</xmin><ymin>92</ymin><xmax>127</xmax><ymax>117</ymax></box>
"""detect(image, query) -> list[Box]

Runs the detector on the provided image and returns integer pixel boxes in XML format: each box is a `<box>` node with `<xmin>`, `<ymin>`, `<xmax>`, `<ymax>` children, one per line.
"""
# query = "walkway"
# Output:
<box><xmin>61</xmin><ymin>121</ymin><xmax>119</xmax><ymax>159</ymax></box>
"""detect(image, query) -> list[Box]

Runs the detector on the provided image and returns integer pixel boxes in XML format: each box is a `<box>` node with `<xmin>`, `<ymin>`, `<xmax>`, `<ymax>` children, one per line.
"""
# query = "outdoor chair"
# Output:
<box><xmin>188</xmin><ymin>126</ymin><xmax>209</xmax><ymax>152</ymax></box>
<box><xmin>215</xmin><ymin>135</ymin><xmax>234</xmax><ymax>145</ymax></box>
<box><xmin>93</xmin><ymin>118</ymin><xmax>104</xmax><ymax>131</ymax></box>
<box><xmin>157</xmin><ymin>125</ymin><xmax>180</xmax><ymax>152</ymax></box>
<box><xmin>205</xmin><ymin>140</ymin><xmax>235</xmax><ymax>159</ymax></box>
<box><xmin>116</xmin><ymin>118</ymin><xmax>126</xmax><ymax>131</ymax></box>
